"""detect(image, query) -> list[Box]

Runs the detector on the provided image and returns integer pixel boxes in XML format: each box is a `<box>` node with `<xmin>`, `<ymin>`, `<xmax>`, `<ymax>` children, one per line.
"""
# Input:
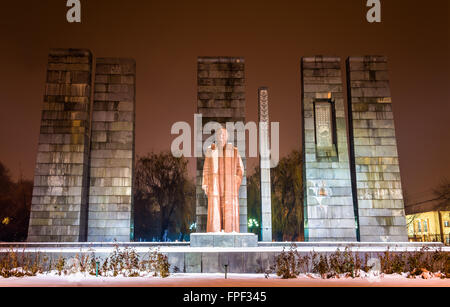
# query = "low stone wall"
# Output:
<box><xmin>0</xmin><ymin>242</ymin><xmax>446</xmax><ymax>274</ymax></box>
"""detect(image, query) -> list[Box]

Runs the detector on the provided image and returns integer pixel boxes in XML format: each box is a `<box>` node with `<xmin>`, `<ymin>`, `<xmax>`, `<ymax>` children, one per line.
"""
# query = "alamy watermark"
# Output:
<box><xmin>170</xmin><ymin>114</ymin><xmax>280</xmax><ymax>168</ymax></box>
<box><xmin>366</xmin><ymin>0</ymin><xmax>381</xmax><ymax>23</ymax></box>
<box><xmin>66</xmin><ymin>0</ymin><xmax>81</xmax><ymax>23</ymax></box>
<box><xmin>66</xmin><ymin>1</ymin><xmax>382</xmax><ymax>24</ymax></box>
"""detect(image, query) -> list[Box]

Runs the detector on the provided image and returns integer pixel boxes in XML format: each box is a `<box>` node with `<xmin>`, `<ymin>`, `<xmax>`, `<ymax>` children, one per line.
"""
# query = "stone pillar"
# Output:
<box><xmin>28</xmin><ymin>49</ymin><xmax>93</xmax><ymax>242</ymax></box>
<box><xmin>258</xmin><ymin>87</ymin><xmax>272</xmax><ymax>241</ymax></box>
<box><xmin>88</xmin><ymin>58</ymin><xmax>136</xmax><ymax>242</ymax></box>
<box><xmin>196</xmin><ymin>57</ymin><xmax>247</xmax><ymax>233</ymax></box>
<box><xmin>346</xmin><ymin>56</ymin><xmax>407</xmax><ymax>242</ymax></box>
<box><xmin>301</xmin><ymin>56</ymin><xmax>357</xmax><ymax>241</ymax></box>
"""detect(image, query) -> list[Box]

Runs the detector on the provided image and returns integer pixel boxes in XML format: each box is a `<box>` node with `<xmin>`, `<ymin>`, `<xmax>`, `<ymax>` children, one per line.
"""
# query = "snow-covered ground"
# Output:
<box><xmin>1</xmin><ymin>243</ymin><xmax>448</xmax><ymax>286</ymax></box>
<box><xmin>1</xmin><ymin>272</ymin><xmax>449</xmax><ymax>287</ymax></box>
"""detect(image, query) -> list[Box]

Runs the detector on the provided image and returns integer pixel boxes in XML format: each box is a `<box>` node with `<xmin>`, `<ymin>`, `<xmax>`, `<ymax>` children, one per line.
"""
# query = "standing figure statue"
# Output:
<box><xmin>202</xmin><ymin>128</ymin><xmax>244</xmax><ymax>233</ymax></box>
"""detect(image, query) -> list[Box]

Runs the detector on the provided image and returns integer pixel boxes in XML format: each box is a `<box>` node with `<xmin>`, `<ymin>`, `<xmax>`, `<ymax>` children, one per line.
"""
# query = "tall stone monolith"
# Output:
<box><xmin>301</xmin><ymin>56</ymin><xmax>357</xmax><ymax>241</ymax></box>
<box><xmin>346</xmin><ymin>56</ymin><xmax>407</xmax><ymax>242</ymax></box>
<box><xmin>88</xmin><ymin>58</ymin><xmax>136</xmax><ymax>242</ymax></box>
<box><xmin>28</xmin><ymin>49</ymin><xmax>93</xmax><ymax>242</ymax></box>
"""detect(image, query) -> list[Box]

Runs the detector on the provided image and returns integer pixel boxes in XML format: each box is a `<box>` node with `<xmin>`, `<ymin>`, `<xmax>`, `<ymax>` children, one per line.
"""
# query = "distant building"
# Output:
<box><xmin>406</xmin><ymin>211</ymin><xmax>450</xmax><ymax>245</ymax></box>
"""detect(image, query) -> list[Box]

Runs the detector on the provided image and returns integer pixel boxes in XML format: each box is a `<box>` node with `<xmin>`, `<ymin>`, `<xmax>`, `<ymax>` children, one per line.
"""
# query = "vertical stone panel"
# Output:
<box><xmin>196</xmin><ymin>57</ymin><xmax>248</xmax><ymax>233</ymax></box>
<box><xmin>301</xmin><ymin>56</ymin><xmax>357</xmax><ymax>241</ymax></box>
<box><xmin>258</xmin><ymin>87</ymin><xmax>272</xmax><ymax>241</ymax></box>
<box><xmin>347</xmin><ymin>56</ymin><xmax>407</xmax><ymax>242</ymax></box>
<box><xmin>28</xmin><ymin>49</ymin><xmax>93</xmax><ymax>242</ymax></box>
<box><xmin>88</xmin><ymin>58</ymin><xmax>136</xmax><ymax>242</ymax></box>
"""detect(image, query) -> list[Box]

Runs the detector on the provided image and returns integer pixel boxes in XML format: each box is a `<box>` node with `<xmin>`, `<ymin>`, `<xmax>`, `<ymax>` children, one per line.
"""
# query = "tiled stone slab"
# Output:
<box><xmin>201</xmin><ymin>252</ymin><xmax>221</xmax><ymax>273</ymax></box>
<box><xmin>347</xmin><ymin>56</ymin><xmax>407</xmax><ymax>242</ymax></box>
<box><xmin>88</xmin><ymin>58</ymin><xmax>136</xmax><ymax>242</ymax></box>
<box><xmin>301</xmin><ymin>56</ymin><xmax>357</xmax><ymax>242</ymax></box>
<box><xmin>185</xmin><ymin>252</ymin><xmax>202</xmax><ymax>273</ymax></box>
<box><xmin>191</xmin><ymin>233</ymin><xmax>214</xmax><ymax>247</ymax></box>
<box><xmin>28</xmin><ymin>49</ymin><xmax>93</xmax><ymax>242</ymax></box>
<box><xmin>190</xmin><ymin>233</ymin><xmax>258</xmax><ymax>247</ymax></box>
<box><xmin>214</xmin><ymin>234</ymin><xmax>235</xmax><ymax>247</ymax></box>
<box><xmin>167</xmin><ymin>252</ymin><xmax>185</xmax><ymax>273</ymax></box>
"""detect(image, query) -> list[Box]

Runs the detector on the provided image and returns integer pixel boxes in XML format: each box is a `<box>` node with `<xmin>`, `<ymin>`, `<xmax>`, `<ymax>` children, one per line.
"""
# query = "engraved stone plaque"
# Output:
<box><xmin>315</xmin><ymin>102</ymin><xmax>333</xmax><ymax>148</ymax></box>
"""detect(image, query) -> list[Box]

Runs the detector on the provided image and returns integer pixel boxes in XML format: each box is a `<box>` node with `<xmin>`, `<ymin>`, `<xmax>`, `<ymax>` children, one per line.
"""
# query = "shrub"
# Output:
<box><xmin>379</xmin><ymin>249</ymin><xmax>406</xmax><ymax>275</ymax></box>
<box><xmin>0</xmin><ymin>245</ymin><xmax>171</xmax><ymax>278</ymax></box>
<box><xmin>0</xmin><ymin>249</ymin><xmax>44</xmax><ymax>278</ymax></box>
<box><xmin>312</xmin><ymin>253</ymin><xmax>330</xmax><ymax>278</ymax></box>
<box><xmin>273</xmin><ymin>244</ymin><xmax>308</xmax><ymax>279</ymax></box>
<box><xmin>141</xmin><ymin>248</ymin><xmax>170</xmax><ymax>277</ymax></box>
<box><xmin>1</xmin><ymin>244</ymin><xmax>447</xmax><ymax>280</ymax></box>
<box><xmin>156</xmin><ymin>253</ymin><xmax>170</xmax><ymax>278</ymax></box>
<box><xmin>56</xmin><ymin>256</ymin><xmax>65</xmax><ymax>276</ymax></box>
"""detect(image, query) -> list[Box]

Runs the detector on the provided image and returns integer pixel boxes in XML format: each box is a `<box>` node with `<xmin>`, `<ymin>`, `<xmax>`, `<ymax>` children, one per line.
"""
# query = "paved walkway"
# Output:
<box><xmin>1</xmin><ymin>274</ymin><xmax>449</xmax><ymax>287</ymax></box>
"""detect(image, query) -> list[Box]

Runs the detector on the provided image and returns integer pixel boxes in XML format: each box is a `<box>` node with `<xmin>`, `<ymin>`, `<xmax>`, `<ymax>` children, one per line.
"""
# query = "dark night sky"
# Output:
<box><xmin>0</xmin><ymin>0</ymin><xmax>448</xmax><ymax>206</ymax></box>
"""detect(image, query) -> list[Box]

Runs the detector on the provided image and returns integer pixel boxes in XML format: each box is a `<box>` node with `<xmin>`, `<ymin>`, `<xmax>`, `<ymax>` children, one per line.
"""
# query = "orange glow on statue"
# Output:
<box><xmin>202</xmin><ymin>128</ymin><xmax>244</xmax><ymax>233</ymax></box>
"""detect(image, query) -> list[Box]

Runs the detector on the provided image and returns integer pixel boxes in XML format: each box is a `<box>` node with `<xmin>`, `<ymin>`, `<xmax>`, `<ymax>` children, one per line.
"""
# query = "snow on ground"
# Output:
<box><xmin>1</xmin><ymin>243</ymin><xmax>448</xmax><ymax>286</ymax></box>
<box><xmin>1</xmin><ymin>272</ymin><xmax>449</xmax><ymax>287</ymax></box>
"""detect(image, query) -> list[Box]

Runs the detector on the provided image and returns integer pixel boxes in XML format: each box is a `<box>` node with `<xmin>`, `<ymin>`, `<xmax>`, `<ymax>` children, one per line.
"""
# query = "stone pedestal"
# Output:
<box><xmin>190</xmin><ymin>233</ymin><xmax>258</xmax><ymax>247</ymax></box>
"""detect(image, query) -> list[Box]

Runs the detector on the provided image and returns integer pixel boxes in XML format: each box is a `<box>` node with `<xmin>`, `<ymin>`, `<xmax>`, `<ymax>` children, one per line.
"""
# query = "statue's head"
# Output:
<box><xmin>216</xmin><ymin>127</ymin><xmax>228</xmax><ymax>148</ymax></box>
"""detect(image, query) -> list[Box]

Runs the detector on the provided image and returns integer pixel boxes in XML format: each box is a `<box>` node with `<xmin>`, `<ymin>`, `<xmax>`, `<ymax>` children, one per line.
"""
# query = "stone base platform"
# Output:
<box><xmin>0</xmin><ymin>241</ymin><xmax>447</xmax><ymax>274</ymax></box>
<box><xmin>190</xmin><ymin>233</ymin><xmax>258</xmax><ymax>247</ymax></box>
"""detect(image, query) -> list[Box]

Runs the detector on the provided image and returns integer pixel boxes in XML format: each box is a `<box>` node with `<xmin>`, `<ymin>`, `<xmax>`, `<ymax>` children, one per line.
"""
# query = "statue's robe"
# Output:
<box><xmin>202</xmin><ymin>143</ymin><xmax>244</xmax><ymax>233</ymax></box>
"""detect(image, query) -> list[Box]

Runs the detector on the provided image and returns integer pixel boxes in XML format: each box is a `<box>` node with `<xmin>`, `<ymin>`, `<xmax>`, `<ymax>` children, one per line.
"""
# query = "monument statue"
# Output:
<box><xmin>202</xmin><ymin>128</ymin><xmax>244</xmax><ymax>233</ymax></box>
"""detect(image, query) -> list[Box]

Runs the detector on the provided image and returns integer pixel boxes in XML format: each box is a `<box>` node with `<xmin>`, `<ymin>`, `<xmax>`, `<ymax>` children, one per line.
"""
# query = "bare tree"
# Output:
<box><xmin>134</xmin><ymin>152</ymin><xmax>194</xmax><ymax>241</ymax></box>
<box><xmin>0</xmin><ymin>162</ymin><xmax>12</xmax><ymax>196</ymax></box>
<box><xmin>0</xmin><ymin>161</ymin><xmax>33</xmax><ymax>242</ymax></box>
<box><xmin>174</xmin><ymin>179</ymin><xmax>195</xmax><ymax>240</ymax></box>
<box><xmin>405</xmin><ymin>214</ymin><xmax>418</xmax><ymax>230</ymax></box>
<box><xmin>271</xmin><ymin>150</ymin><xmax>304</xmax><ymax>241</ymax></box>
<box><xmin>246</xmin><ymin>166</ymin><xmax>261</xmax><ymax>237</ymax></box>
<box><xmin>246</xmin><ymin>151</ymin><xmax>304</xmax><ymax>241</ymax></box>
<box><xmin>433</xmin><ymin>177</ymin><xmax>450</xmax><ymax>211</ymax></box>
